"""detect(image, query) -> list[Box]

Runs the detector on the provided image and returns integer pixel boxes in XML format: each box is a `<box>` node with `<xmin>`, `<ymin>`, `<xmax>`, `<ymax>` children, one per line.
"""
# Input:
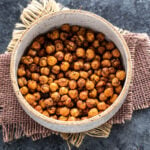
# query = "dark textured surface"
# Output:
<box><xmin>0</xmin><ymin>0</ymin><xmax>150</xmax><ymax>149</ymax></box>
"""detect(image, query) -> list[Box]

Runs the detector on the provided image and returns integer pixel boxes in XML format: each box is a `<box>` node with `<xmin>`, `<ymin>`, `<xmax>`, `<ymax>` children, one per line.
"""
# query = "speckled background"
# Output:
<box><xmin>0</xmin><ymin>0</ymin><xmax>150</xmax><ymax>149</ymax></box>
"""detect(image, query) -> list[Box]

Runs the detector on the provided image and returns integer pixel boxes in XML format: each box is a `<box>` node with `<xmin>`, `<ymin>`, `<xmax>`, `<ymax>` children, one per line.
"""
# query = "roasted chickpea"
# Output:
<box><xmin>58</xmin><ymin>116</ymin><xmax>68</xmax><ymax>121</ymax></box>
<box><xmin>84</xmin><ymin>62</ymin><xmax>91</xmax><ymax>71</ymax></box>
<box><xmin>115</xmin><ymin>85</ymin><xmax>122</xmax><ymax>94</ymax></box>
<box><xmin>59</xmin><ymin>87</ymin><xmax>68</xmax><ymax>95</ymax></box>
<box><xmin>58</xmin><ymin>78</ymin><xmax>69</xmax><ymax>87</ymax></box>
<box><xmin>25</xmin><ymin>94</ymin><xmax>35</xmax><ymax>105</ymax></box>
<box><xmin>54</xmin><ymin>51</ymin><xmax>64</xmax><ymax>61</ymax></box>
<box><xmin>88</xmin><ymin>108</ymin><xmax>98</xmax><ymax>118</ymax></box>
<box><xmin>31</xmin><ymin>73</ymin><xmax>39</xmax><ymax>81</ymax></box>
<box><xmin>94</xmin><ymin>69</ymin><xmax>101</xmax><ymax>76</ymax></box>
<box><xmin>47</xmin><ymin>56</ymin><xmax>57</xmax><ymax>66</ymax></box>
<box><xmin>61</xmin><ymin>24</ymin><xmax>70</xmax><ymax>32</ymax></box>
<box><xmin>106</xmin><ymin>41</ymin><xmax>115</xmax><ymax>50</ymax></box>
<box><xmin>86</xmin><ymin>80</ymin><xmax>95</xmax><ymax>90</ymax></box>
<box><xmin>27</xmin><ymin>80</ymin><xmax>37</xmax><ymax>90</ymax></box>
<box><xmin>76</xmin><ymin>48</ymin><xmax>85</xmax><ymax>58</ymax></box>
<box><xmin>46</xmin><ymin>44</ymin><xmax>55</xmax><ymax>54</ymax></box>
<box><xmin>101</xmin><ymin>68</ymin><xmax>110</xmax><ymax>77</ymax></box>
<box><xmin>50</xmin><ymin>115</ymin><xmax>57</xmax><ymax>119</ymax></box>
<box><xmin>79</xmin><ymin>71</ymin><xmax>88</xmax><ymax>79</ymax></box>
<box><xmin>96</xmin><ymin>32</ymin><xmax>105</xmax><ymax>41</ymax></box>
<box><xmin>109</xmin><ymin>74</ymin><xmax>116</xmax><ymax>80</ymax></box>
<box><xmin>79</xmin><ymin>91</ymin><xmax>88</xmax><ymax>100</ymax></box>
<box><xmin>57</xmin><ymin>72</ymin><xmax>64</xmax><ymax>79</ymax></box>
<box><xmin>31</xmin><ymin>41</ymin><xmax>41</xmax><ymax>50</ymax></box>
<box><xmin>110</xmin><ymin>94</ymin><xmax>118</xmax><ymax>103</ymax></box>
<box><xmin>59</xmin><ymin>107</ymin><xmax>70</xmax><ymax>117</ymax></box>
<box><xmin>86</xmin><ymin>99</ymin><xmax>97</xmax><ymax>108</ymax></box>
<box><xmin>68</xmin><ymin>90</ymin><xmax>78</xmax><ymax>99</ymax></box>
<box><xmin>72</xmin><ymin>25</ymin><xmax>79</xmax><ymax>32</ymax></box>
<box><xmin>74</xmin><ymin>60</ymin><xmax>84</xmax><ymax>70</ymax></box>
<box><xmin>51</xmin><ymin>65</ymin><xmax>60</xmax><ymax>74</ymax></box>
<box><xmin>98</xmin><ymin>46</ymin><xmax>105</xmax><ymax>55</ymax></box>
<box><xmin>27</xmin><ymin>49</ymin><xmax>37</xmax><ymax>57</ymax></box>
<box><xmin>101</xmin><ymin>59</ymin><xmax>111</xmax><ymax>67</ymax></box>
<box><xmin>111</xmin><ymin>59</ymin><xmax>121</xmax><ymax>68</ymax></box>
<box><xmin>51</xmin><ymin>92</ymin><xmax>60</xmax><ymax>102</ymax></box>
<box><xmin>39</xmin><ymin>75</ymin><xmax>48</xmax><ymax>84</ymax></box>
<box><xmin>90</xmin><ymin>74</ymin><xmax>100</xmax><ymax>83</ymax></box>
<box><xmin>38</xmin><ymin>49</ymin><xmax>46</xmax><ymax>57</ymax></box>
<box><xmin>60</xmin><ymin>32</ymin><xmax>68</xmax><ymax>41</ymax></box>
<box><xmin>65</xmin><ymin>70</ymin><xmax>72</xmax><ymax>78</ymax></box>
<box><xmin>70</xmin><ymin>108</ymin><xmax>80</xmax><ymax>117</ymax></box>
<box><xmin>39</xmin><ymin>57</ymin><xmax>47</xmax><ymax>67</ymax></box>
<box><xmin>112</xmin><ymin>77</ymin><xmax>120</xmax><ymax>87</ymax></box>
<box><xmin>86</xmin><ymin>49</ymin><xmax>95</xmax><ymax>60</ymax></box>
<box><xmin>17</xmin><ymin>67</ymin><xmax>26</xmax><ymax>77</ymax></box>
<box><xmin>40</xmin><ymin>84</ymin><xmax>49</xmax><ymax>93</ymax></box>
<box><xmin>104</xmin><ymin>88</ymin><xmax>113</xmax><ymax>97</ymax></box>
<box><xmin>40</xmin><ymin>67</ymin><xmax>50</xmax><ymax>76</ymax></box>
<box><xmin>20</xmin><ymin>86</ymin><xmax>28</xmax><ymax>95</ymax></box>
<box><xmin>48</xmin><ymin>29</ymin><xmax>59</xmax><ymax>40</ymax></box>
<box><xmin>69</xmin><ymin>80</ymin><xmax>77</xmax><ymax>90</ymax></box>
<box><xmin>95</xmin><ymin>55</ymin><xmax>101</xmax><ymax>61</ymax></box>
<box><xmin>69</xmin><ymin>71</ymin><xmax>80</xmax><ymax>80</ymax></box>
<box><xmin>64</xmin><ymin>53</ymin><xmax>73</xmax><ymax>63</ymax></box>
<box><xmin>35</xmin><ymin>105</ymin><xmax>43</xmax><ymax>113</ymax></box>
<box><xmin>77</xmin><ymin>100</ymin><xmax>86</xmax><ymax>110</ymax></box>
<box><xmin>21</xmin><ymin>56</ymin><xmax>33</xmax><ymax>65</ymax></box>
<box><xmin>66</xmin><ymin>41</ymin><xmax>76</xmax><ymax>51</ymax></box>
<box><xmin>39</xmin><ymin>99</ymin><xmax>46</xmax><ymax>109</ymax></box>
<box><xmin>86</xmin><ymin>31</ymin><xmax>95</xmax><ymax>42</ymax></box>
<box><xmin>43</xmin><ymin>98</ymin><xmax>54</xmax><ymax>107</ymax></box>
<box><xmin>18</xmin><ymin>77</ymin><xmax>27</xmax><ymax>87</ymax></box>
<box><xmin>77</xmin><ymin>78</ymin><xmax>86</xmax><ymax>89</ymax></box>
<box><xmin>33</xmin><ymin>56</ymin><xmax>40</xmax><ymax>65</ymax></box>
<box><xmin>49</xmin><ymin>83</ymin><xmax>58</xmax><ymax>92</ymax></box>
<box><xmin>97</xmin><ymin>102</ymin><xmax>107</xmax><ymax>111</ymax></box>
<box><xmin>92</xmin><ymin>40</ymin><xmax>99</xmax><ymax>48</ymax></box>
<box><xmin>112</xmin><ymin>48</ymin><xmax>120</xmax><ymax>58</ymax></box>
<box><xmin>109</xmin><ymin>67</ymin><xmax>116</xmax><ymax>74</ymax></box>
<box><xmin>106</xmin><ymin>82</ymin><xmax>113</xmax><ymax>88</ymax></box>
<box><xmin>28</xmin><ymin>64</ymin><xmax>37</xmax><ymax>72</ymax></box>
<box><xmin>55</xmin><ymin>42</ymin><xmax>64</xmax><ymax>51</ymax></box>
<box><xmin>47</xmin><ymin>107</ymin><xmax>56</xmax><ymax>114</ymax></box>
<box><xmin>116</xmin><ymin>70</ymin><xmax>126</xmax><ymax>80</ymax></box>
<box><xmin>68</xmin><ymin>116</ymin><xmax>76</xmax><ymax>121</ymax></box>
<box><xmin>42</xmin><ymin>110</ymin><xmax>50</xmax><ymax>117</ymax></box>
<box><xmin>91</xmin><ymin>59</ymin><xmax>100</xmax><ymax>70</ymax></box>
<box><xmin>99</xmin><ymin>93</ymin><xmax>107</xmax><ymax>101</ymax></box>
<box><xmin>89</xmin><ymin>88</ymin><xmax>97</xmax><ymax>98</ymax></box>
<box><xmin>60</xmin><ymin>61</ymin><xmax>70</xmax><ymax>72</ymax></box>
<box><xmin>103</xmin><ymin>51</ymin><xmax>112</xmax><ymax>59</ymax></box>
<box><xmin>77</xmin><ymin>27</ymin><xmax>86</xmax><ymax>36</ymax></box>
<box><xmin>36</xmin><ymin>35</ymin><xmax>45</xmax><ymax>44</ymax></box>
<box><xmin>33</xmin><ymin>92</ymin><xmax>41</xmax><ymax>101</ymax></box>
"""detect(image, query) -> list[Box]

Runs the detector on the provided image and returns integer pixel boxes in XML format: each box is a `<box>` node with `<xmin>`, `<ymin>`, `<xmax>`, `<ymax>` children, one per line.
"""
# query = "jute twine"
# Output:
<box><xmin>1</xmin><ymin>0</ymin><xmax>149</xmax><ymax>148</ymax></box>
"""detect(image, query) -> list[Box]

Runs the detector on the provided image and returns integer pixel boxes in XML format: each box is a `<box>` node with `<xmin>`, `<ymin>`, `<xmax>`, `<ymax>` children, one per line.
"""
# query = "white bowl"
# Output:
<box><xmin>10</xmin><ymin>10</ymin><xmax>132</xmax><ymax>133</ymax></box>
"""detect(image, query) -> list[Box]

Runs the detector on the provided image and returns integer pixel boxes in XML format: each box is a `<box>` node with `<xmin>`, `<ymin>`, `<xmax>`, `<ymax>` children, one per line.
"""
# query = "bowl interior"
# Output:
<box><xmin>11</xmin><ymin>10</ymin><xmax>131</xmax><ymax>133</ymax></box>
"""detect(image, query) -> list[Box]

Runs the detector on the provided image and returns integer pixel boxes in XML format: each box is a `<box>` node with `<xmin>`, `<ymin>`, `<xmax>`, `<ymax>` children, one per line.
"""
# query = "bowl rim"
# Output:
<box><xmin>10</xmin><ymin>9</ymin><xmax>132</xmax><ymax>129</ymax></box>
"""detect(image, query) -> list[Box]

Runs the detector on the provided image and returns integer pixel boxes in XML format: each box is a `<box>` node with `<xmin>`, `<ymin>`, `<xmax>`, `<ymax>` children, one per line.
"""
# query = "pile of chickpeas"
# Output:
<box><xmin>17</xmin><ymin>24</ymin><xmax>126</xmax><ymax>121</ymax></box>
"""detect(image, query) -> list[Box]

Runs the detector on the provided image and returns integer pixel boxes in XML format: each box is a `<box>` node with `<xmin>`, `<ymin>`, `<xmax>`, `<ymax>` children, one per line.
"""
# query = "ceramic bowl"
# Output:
<box><xmin>10</xmin><ymin>9</ymin><xmax>132</xmax><ymax>133</ymax></box>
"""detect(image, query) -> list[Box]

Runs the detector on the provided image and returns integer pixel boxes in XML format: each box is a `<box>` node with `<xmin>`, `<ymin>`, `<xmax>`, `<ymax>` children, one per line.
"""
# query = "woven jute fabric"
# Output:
<box><xmin>0</xmin><ymin>32</ymin><xmax>149</xmax><ymax>145</ymax></box>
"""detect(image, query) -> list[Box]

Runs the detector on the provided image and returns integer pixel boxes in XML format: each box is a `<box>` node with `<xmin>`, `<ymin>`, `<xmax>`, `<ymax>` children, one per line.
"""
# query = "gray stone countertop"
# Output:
<box><xmin>0</xmin><ymin>0</ymin><xmax>150</xmax><ymax>149</ymax></box>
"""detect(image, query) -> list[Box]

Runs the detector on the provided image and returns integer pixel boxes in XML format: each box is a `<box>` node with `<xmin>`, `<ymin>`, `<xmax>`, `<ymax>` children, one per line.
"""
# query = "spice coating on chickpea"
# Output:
<box><xmin>18</xmin><ymin>24</ymin><xmax>126</xmax><ymax>121</ymax></box>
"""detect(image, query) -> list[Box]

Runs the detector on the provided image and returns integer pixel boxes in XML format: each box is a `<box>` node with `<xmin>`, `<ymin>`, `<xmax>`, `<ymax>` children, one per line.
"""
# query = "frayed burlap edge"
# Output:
<box><xmin>4</xmin><ymin>0</ymin><xmax>112</xmax><ymax>148</ymax></box>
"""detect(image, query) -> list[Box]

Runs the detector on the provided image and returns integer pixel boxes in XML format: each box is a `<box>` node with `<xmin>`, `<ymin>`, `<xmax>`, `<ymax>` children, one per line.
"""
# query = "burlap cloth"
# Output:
<box><xmin>0</xmin><ymin>0</ymin><xmax>150</xmax><ymax>148</ymax></box>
